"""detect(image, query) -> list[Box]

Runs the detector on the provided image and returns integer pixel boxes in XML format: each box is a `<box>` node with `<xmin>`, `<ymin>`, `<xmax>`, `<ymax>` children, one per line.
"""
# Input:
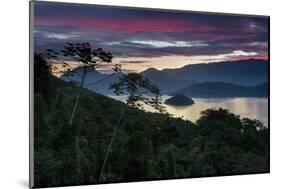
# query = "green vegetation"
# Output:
<box><xmin>33</xmin><ymin>54</ymin><xmax>269</xmax><ymax>188</ymax></box>
<box><xmin>99</xmin><ymin>72</ymin><xmax>165</xmax><ymax>182</ymax></box>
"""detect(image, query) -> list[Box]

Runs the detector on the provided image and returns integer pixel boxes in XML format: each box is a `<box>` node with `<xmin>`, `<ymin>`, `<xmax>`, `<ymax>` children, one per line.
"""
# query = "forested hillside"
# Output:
<box><xmin>34</xmin><ymin>54</ymin><xmax>269</xmax><ymax>188</ymax></box>
<box><xmin>172</xmin><ymin>82</ymin><xmax>268</xmax><ymax>97</ymax></box>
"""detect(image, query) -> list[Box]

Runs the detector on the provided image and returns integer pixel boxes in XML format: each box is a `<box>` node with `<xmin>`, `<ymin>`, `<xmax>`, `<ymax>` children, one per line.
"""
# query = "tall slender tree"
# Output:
<box><xmin>45</xmin><ymin>42</ymin><xmax>113</xmax><ymax>182</ymax></box>
<box><xmin>46</xmin><ymin>42</ymin><xmax>113</xmax><ymax>126</ymax></box>
<box><xmin>99</xmin><ymin>73</ymin><xmax>165</xmax><ymax>182</ymax></box>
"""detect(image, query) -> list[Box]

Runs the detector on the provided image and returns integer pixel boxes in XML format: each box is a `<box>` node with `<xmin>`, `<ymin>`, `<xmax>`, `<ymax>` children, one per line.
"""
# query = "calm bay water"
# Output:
<box><xmin>109</xmin><ymin>95</ymin><xmax>268</xmax><ymax>127</ymax></box>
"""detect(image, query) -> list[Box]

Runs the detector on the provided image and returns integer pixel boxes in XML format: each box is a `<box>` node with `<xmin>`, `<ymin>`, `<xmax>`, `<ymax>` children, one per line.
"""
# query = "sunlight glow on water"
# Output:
<box><xmin>109</xmin><ymin>95</ymin><xmax>268</xmax><ymax>127</ymax></box>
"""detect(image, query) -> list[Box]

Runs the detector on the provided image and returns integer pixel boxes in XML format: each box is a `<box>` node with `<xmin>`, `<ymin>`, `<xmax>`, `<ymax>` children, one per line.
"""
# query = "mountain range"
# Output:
<box><xmin>60</xmin><ymin>59</ymin><xmax>268</xmax><ymax>96</ymax></box>
<box><xmin>160</xmin><ymin>59</ymin><xmax>268</xmax><ymax>86</ymax></box>
<box><xmin>171</xmin><ymin>82</ymin><xmax>268</xmax><ymax>98</ymax></box>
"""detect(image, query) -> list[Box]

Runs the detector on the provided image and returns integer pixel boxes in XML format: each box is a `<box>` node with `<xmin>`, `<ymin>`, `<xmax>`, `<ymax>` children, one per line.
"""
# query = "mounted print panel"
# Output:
<box><xmin>30</xmin><ymin>1</ymin><xmax>269</xmax><ymax>188</ymax></box>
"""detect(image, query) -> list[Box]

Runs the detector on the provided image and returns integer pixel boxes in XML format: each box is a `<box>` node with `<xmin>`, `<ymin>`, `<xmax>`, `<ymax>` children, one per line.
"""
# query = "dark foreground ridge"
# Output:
<box><xmin>34</xmin><ymin>71</ymin><xmax>269</xmax><ymax>187</ymax></box>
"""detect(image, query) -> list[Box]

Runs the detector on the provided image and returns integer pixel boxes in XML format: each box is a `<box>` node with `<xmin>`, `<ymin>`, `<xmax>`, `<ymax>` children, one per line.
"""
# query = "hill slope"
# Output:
<box><xmin>140</xmin><ymin>68</ymin><xmax>196</xmax><ymax>93</ymax></box>
<box><xmin>162</xmin><ymin>59</ymin><xmax>268</xmax><ymax>86</ymax></box>
<box><xmin>34</xmin><ymin>72</ymin><xmax>269</xmax><ymax>187</ymax></box>
<box><xmin>61</xmin><ymin>67</ymin><xmax>108</xmax><ymax>84</ymax></box>
<box><xmin>171</xmin><ymin>82</ymin><xmax>268</xmax><ymax>98</ymax></box>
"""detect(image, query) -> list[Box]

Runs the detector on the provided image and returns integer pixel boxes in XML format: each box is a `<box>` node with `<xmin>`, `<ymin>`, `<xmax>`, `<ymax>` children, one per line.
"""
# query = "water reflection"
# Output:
<box><xmin>109</xmin><ymin>95</ymin><xmax>268</xmax><ymax>127</ymax></box>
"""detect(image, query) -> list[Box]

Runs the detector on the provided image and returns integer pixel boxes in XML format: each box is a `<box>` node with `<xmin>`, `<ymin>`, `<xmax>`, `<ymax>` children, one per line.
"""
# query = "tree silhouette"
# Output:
<box><xmin>99</xmin><ymin>73</ymin><xmax>165</xmax><ymax>182</ymax></box>
<box><xmin>45</xmin><ymin>42</ymin><xmax>113</xmax><ymax>182</ymax></box>
<box><xmin>84</xmin><ymin>64</ymin><xmax>122</xmax><ymax>87</ymax></box>
<box><xmin>110</xmin><ymin>73</ymin><xmax>166</xmax><ymax>112</ymax></box>
<box><xmin>46</xmin><ymin>42</ymin><xmax>113</xmax><ymax>126</ymax></box>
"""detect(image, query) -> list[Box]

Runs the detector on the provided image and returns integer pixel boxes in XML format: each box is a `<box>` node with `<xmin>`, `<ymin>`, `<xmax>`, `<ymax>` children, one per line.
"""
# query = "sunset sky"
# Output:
<box><xmin>33</xmin><ymin>2</ymin><xmax>269</xmax><ymax>73</ymax></box>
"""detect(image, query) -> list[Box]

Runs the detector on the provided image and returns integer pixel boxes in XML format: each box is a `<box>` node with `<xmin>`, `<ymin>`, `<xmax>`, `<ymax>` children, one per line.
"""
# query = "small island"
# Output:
<box><xmin>164</xmin><ymin>95</ymin><xmax>195</xmax><ymax>106</ymax></box>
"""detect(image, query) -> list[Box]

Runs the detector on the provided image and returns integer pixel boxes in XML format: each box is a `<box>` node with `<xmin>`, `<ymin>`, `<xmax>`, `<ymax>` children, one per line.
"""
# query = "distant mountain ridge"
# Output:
<box><xmin>171</xmin><ymin>81</ymin><xmax>268</xmax><ymax>98</ymax></box>
<box><xmin>61</xmin><ymin>67</ymin><xmax>108</xmax><ymax>84</ymax></box>
<box><xmin>140</xmin><ymin>67</ymin><xmax>196</xmax><ymax>93</ymax></box>
<box><xmin>85</xmin><ymin>72</ymin><xmax>124</xmax><ymax>95</ymax></box>
<box><xmin>60</xmin><ymin>59</ymin><xmax>268</xmax><ymax>95</ymax></box>
<box><xmin>162</xmin><ymin>59</ymin><xmax>268</xmax><ymax>86</ymax></box>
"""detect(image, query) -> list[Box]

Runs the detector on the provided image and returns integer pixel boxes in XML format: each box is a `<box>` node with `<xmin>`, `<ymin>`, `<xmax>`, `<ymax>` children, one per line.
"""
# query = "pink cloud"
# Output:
<box><xmin>35</xmin><ymin>16</ymin><xmax>217</xmax><ymax>33</ymax></box>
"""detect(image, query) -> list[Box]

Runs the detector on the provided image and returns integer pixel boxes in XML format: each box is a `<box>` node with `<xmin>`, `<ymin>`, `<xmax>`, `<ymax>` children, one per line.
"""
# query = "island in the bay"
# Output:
<box><xmin>164</xmin><ymin>95</ymin><xmax>195</xmax><ymax>106</ymax></box>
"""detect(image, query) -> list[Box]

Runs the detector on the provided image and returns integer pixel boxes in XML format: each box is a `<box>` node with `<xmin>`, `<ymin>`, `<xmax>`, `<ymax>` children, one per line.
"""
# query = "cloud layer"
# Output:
<box><xmin>33</xmin><ymin>2</ymin><xmax>269</xmax><ymax>72</ymax></box>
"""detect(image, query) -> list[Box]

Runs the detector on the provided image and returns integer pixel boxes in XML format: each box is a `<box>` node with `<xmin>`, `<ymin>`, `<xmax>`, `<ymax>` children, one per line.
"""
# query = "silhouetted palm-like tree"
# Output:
<box><xmin>99</xmin><ymin>73</ymin><xmax>165</xmax><ymax>182</ymax></box>
<box><xmin>45</xmin><ymin>42</ymin><xmax>113</xmax><ymax>181</ymax></box>
<box><xmin>111</xmin><ymin>73</ymin><xmax>165</xmax><ymax>112</ymax></box>
<box><xmin>46</xmin><ymin>42</ymin><xmax>113</xmax><ymax>126</ymax></box>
